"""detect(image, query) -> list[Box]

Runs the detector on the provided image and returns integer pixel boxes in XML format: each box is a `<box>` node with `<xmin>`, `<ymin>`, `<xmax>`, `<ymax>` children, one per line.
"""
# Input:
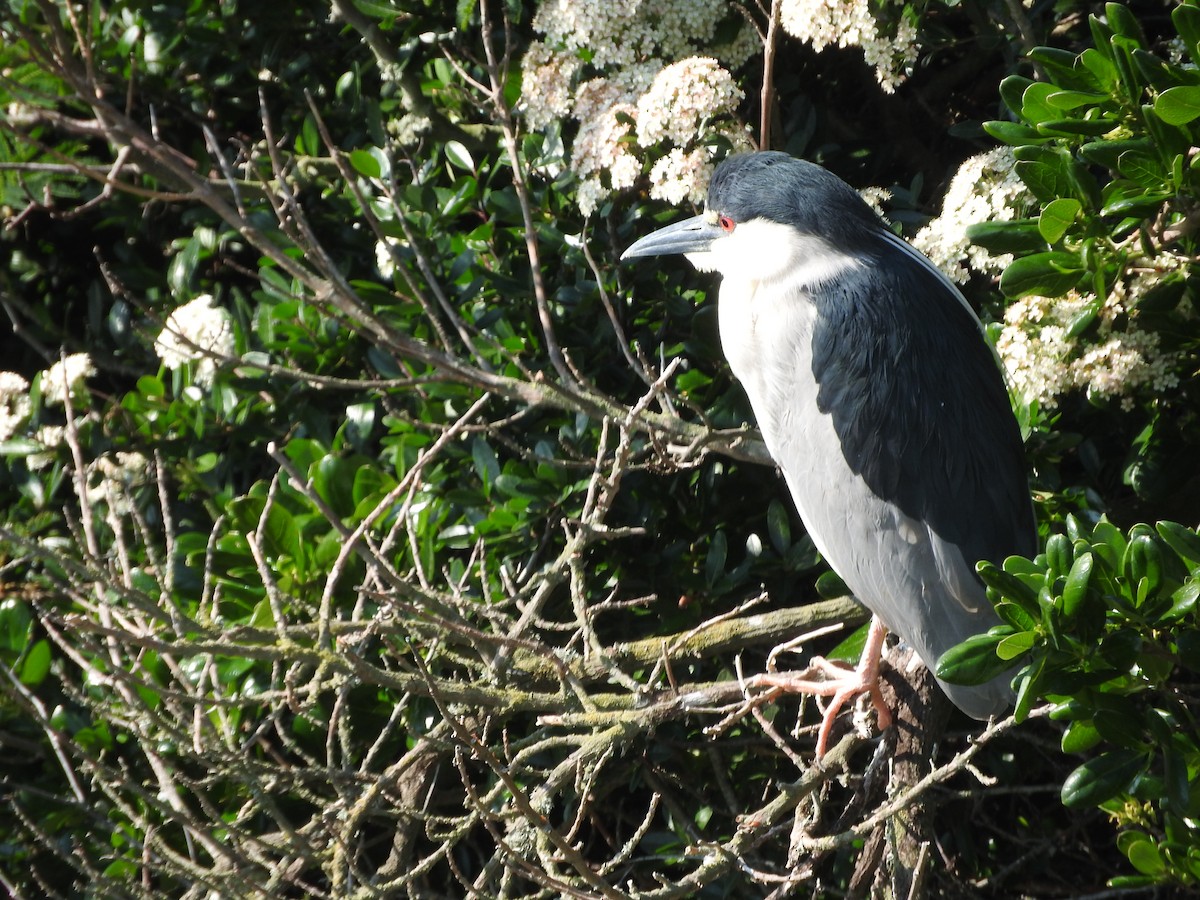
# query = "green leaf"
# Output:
<box><xmin>1173</xmin><ymin>3</ymin><xmax>1200</xmax><ymax>63</ymax></box>
<box><xmin>766</xmin><ymin>498</ymin><xmax>791</xmax><ymax>555</ymax></box>
<box><xmin>982</xmin><ymin>120</ymin><xmax>1052</xmax><ymax>146</ymax></box>
<box><xmin>965</xmin><ymin>219</ymin><xmax>1047</xmax><ymax>254</ymax></box>
<box><xmin>1125</xmin><ymin>535</ymin><xmax>1163</xmax><ymax>602</ymax></box>
<box><xmin>0</xmin><ymin>599</ymin><xmax>32</xmax><ymax>657</ymax></box>
<box><xmin>300</xmin><ymin>114</ymin><xmax>320</xmax><ymax>156</ymax></box>
<box><xmin>1028</xmin><ymin>47</ymin><xmax>1099</xmax><ymax>92</ymax></box>
<box><xmin>977</xmin><ymin>559</ymin><xmax>1039</xmax><ymax>610</ymax></box>
<box><xmin>1020</xmin><ymin>81</ymin><xmax>1060</xmax><ymax>124</ymax></box>
<box><xmin>1014</xmin><ymin>153</ymin><xmax>1072</xmax><ymax>203</ymax></box>
<box><xmin>1035</xmin><ymin>117</ymin><xmax>1118</xmax><ymax>137</ymax></box>
<box><xmin>444</xmin><ymin>140</ymin><xmax>475</xmax><ymax>171</ymax></box>
<box><xmin>456</xmin><ymin>0</ymin><xmax>478</xmax><ymax>30</ymax></box>
<box><xmin>19</xmin><ymin>639</ymin><xmax>51</xmax><ymax>687</ymax></box>
<box><xmin>1061</xmin><ymin>719</ymin><xmax>1102</xmax><ymax>754</ymax></box>
<box><xmin>827</xmin><ymin>620</ymin><xmax>871</xmax><ymax>664</ymax></box>
<box><xmin>471</xmin><ymin>436</ymin><xmax>500</xmax><ymax>491</ymax></box>
<box><xmin>1118</xmin><ymin>831</ymin><xmax>1164</xmax><ymax>876</ymax></box>
<box><xmin>1116</xmin><ymin>149</ymin><xmax>1166</xmax><ymax>189</ymax></box>
<box><xmin>1080</xmin><ymin>47</ymin><xmax>1117</xmax><ymax>88</ymax></box>
<box><xmin>1061</xmin><ymin>552</ymin><xmax>1094</xmax><ymax>620</ymax></box>
<box><xmin>1061</xmin><ymin>749</ymin><xmax>1146</xmax><ymax>807</ymax></box>
<box><xmin>1105</xmin><ymin>2</ymin><xmax>1146</xmax><ymax>44</ymax></box>
<box><xmin>996</xmin><ymin>631</ymin><xmax>1035</xmax><ymax>661</ymax></box>
<box><xmin>814</xmin><ymin>570</ymin><xmax>849</xmax><ymax>599</ymax></box>
<box><xmin>1099</xmin><ymin>188</ymin><xmax>1172</xmax><ymax>219</ymax></box>
<box><xmin>999</xmin><ymin>251</ymin><xmax>1084</xmax><ymax>299</ymax></box>
<box><xmin>1045</xmin><ymin>89</ymin><xmax>1109</xmax><ymax>110</ymax></box>
<box><xmin>1079</xmin><ymin>137</ymin><xmax>1156</xmax><ymax>170</ymax></box>
<box><xmin>704</xmin><ymin>530</ymin><xmax>727</xmax><ymax>587</ymax></box>
<box><xmin>1038</xmin><ymin>197</ymin><xmax>1081</xmax><ymax>243</ymax></box>
<box><xmin>996</xmin><ymin>599</ymin><xmax>1037</xmax><ymax>631</ymax></box>
<box><xmin>1168</xmin><ymin>581</ymin><xmax>1200</xmax><ymax>622</ymax></box>
<box><xmin>936</xmin><ymin>633</ymin><xmax>1011</xmax><ymax>685</ymax></box>
<box><xmin>314</xmin><ymin>455</ymin><xmax>358</xmax><ymax>520</ymax></box>
<box><xmin>1046</xmin><ymin>533</ymin><xmax>1072</xmax><ymax>577</ymax></box>
<box><xmin>999</xmin><ymin>74</ymin><xmax>1036</xmax><ymax>116</ymax></box>
<box><xmin>1153</xmin><ymin>85</ymin><xmax>1200</xmax><ymax>125</ymax></box>
<box><xmin>349</xmin><ymin>147</ymin><xmax>383</xmax><ymax>179</ymax></box>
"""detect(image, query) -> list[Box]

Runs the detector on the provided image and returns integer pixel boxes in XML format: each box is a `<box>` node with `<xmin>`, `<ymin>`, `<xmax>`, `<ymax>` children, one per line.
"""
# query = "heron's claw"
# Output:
<box><xmin>748</xmin><ymin>617</ymin><xmax>892</xmax><ymax>759</ymax></box>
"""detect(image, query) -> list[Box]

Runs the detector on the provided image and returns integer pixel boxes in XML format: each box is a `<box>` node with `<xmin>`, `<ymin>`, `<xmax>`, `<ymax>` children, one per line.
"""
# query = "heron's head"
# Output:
<box><xmin>622</xmin><ymin>151</ymin><xmax>882</xmax><ymax>285</ymax></box>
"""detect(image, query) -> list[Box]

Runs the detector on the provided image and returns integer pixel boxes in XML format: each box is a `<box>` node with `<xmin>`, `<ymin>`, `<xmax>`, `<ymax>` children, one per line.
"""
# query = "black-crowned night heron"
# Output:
<box><xmin>623</xmin><ymin>151</ymin><xmax>1035</xmax><ymax>756</ymax></box>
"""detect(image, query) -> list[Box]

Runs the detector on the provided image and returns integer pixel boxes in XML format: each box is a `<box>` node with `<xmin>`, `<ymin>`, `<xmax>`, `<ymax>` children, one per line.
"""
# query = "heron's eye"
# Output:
<box><xmin>718</xmin><ymin>215</ymin><xmax>736</xmax><ymax>233</ymax></box>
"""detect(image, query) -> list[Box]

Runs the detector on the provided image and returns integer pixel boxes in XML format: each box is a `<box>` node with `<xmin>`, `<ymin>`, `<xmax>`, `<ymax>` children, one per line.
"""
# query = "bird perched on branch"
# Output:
<box><xmin>623</xmin><ymin>151</ymin><xmax>1035</xmax><ymax>756</ymax></box>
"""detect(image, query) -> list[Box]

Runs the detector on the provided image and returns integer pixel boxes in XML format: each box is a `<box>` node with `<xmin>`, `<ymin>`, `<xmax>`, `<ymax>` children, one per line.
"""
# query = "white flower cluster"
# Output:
<box><xmin>1</xmin><ymin>356</ymin><xmax>96</xmax><ymax>468</ymax></box>
<box><xmin>42</xmin><ymin>353</ymin><xmax>96</xmax><ymax>407</ymax></box>
<box><xmin>88</xmin><ymin>451</ymin><xmax>152</xmax><ymax>516</ymax></box>
<box><xmin>635</xmin><ymin>58</ymin><xmax>742</xmax><ymax>147</ymax></box>
<box><xmin>997</xmin><ymin>278</ymin><xmax>1183</xmax><ymax>412</ymax></box>
<box><xmin>154</xmin><ymin>294</ymin><xmax>235</xmax><ymax>386</ymax></box>
<box><xmin>911</xmin><ymin>147</ymin><xmax>1031</xmax><ymax>284</ymax></box>
<box><xmin>779</xmin><ymin>0</ymin><xmax>920</xmax><ymax>93</ymax></box>
<box><xmin>523</xmin><ymin>1</ymin><xmax>755</xmax><ymax>215</ymax></box>
<box><xmin>0</xmin><ymin>371</ymin><xmax>31</xmax><ymax>441</ymax></box>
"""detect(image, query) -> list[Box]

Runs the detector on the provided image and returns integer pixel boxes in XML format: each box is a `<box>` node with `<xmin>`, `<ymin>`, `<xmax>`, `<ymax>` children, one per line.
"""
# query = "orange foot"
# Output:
<box><xmin>749</xmin><ymin>616</ymin><xmax>893</xmax><ymax>759</ymax></box>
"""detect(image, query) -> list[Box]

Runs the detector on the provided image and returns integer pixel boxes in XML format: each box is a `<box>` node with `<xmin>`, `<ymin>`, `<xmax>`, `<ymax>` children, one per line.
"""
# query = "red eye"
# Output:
<box><xmin>718</xmin><ymin>214</ymin><xmax>736</xmax><ymax>233</ymax></box>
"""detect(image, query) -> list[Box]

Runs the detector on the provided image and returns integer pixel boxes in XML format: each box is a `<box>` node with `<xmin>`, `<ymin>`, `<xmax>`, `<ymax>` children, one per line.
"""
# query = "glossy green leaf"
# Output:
<box><xmin>976</xmin><ymin>560</ymin><xmax>1039</xmax><ymax>610</ymax></box>
<box><xmin>1167</xmin><ymin>581</ymin><xmax>1199</xmax><ymax>622</ymax></box>
<box><xmin>1061</xmin><ymin>552</ymin><xmax>1094</xmax><ymax>620</ymax></box>
<box><xmin>1029</xmin><ymin>46</ymin><xmax>1099</xmax><ymax>91</ymax></box>
<box><xmin>1157</xmin><ymin>521</ymin><xmax>1200</xmax><ymax>566</ymax></box>
<box><xmin>444</xmin><ymin>140</ymin><xmax>475</xmax><ymax>171</ymax></box>
<box><xmin>1118</xmin><ymin>831</ymin><xmax>1164</xmax><ymax>876</ymax></box>
<box><xmin>1046</xmin><ymin>533</ymin><xmax>1072</xmax><ymax>577</ymax></box>
<box><xmin>1105</xmin><ymin>2</ymin><xmax>1146</xmax><ymax>44</ymax></box>
<box><xmin>996</xmin><ymin>599</ymin><xmax>1037</xmax><ymax>631</ymax></box>
<box><xmin>1174</xmin><ymin>3</ymin><xmax>1200</xmax><ymax>62</ymax></box>
<box><xmin>19</xmin><ymin>639</ymin><xmax>51</xmax><ymax>687</ymax></box>
<box><xmin>314</xmin><ymin>455</ymin><xmax>357</xmax><ymax>520</ymax></box>
<box><xmin>1000</xmin><ymin>74</ymin><xmax>1036</xmax><ymax>116</ymax></box>
<box><xmin>1038</xmin><ymin>197</ymin><xmax>1081</xmax><ymax>243</ymax></box>
<box><xmin>996</xmin><ymin>630</ymin><xmax>1035</xmax><ymax>661</ymax></box>
<box><xmin>1061</xmin><ymin>749</ymin><xmax>1145</xmax><ymax>807</ymax></box>
<box><xmin>1116</xmin><ymin>149</ymin><xmax>1166</xmax><ymax>189</ymax></box>
<box><xmin>349</xmin><ymin>147</ymin><xmax>382</xmax><ymax>179</ymax></box>
<box><xmin>1099</xmin><ymin>189</ymin><xmax>1172</xmax><ymax>219</ymax></box>
<box><xmin>0</xmin><ymin>599</ymin><xmax>32</xmax><ymax>657</ymax></box>
<box><xmin>827</xmin><ymin>620</ymin><xmax>871</xmax><ymax>664</ymax></box>
<box><xmin>766</xmin><ymin>498</ymin><xmax>791</xmax><ymax>555</ymax></box>
<box><xmin>1014</xmin><ymin>154</ymin><xmax>1072</xmax><ymax>203</ymax></box>
<box><xmin>999</xmin><ymin>250</ymin><xmax>1084</xmax><ymax>299</ymax></box>
<box><xmin>965</xmin><ymin>219</ymin><xmax>1046</xmax><ymax>254</ymax></box>
<box><xmin>1080</xmin><ymin>137</ymin><xmax>1156</xmax><ymax>169</ymax></box>
<box><xmin>1154</xmin><ymin>85</ymin><xmax>1200</xmax><ymax>125</ymax></box>
<box><xmin>1035</xmin><ymin>117</ymin><xmax>1116</xmax><ymax>137</ymax></box>
<box><xmin>815</xmin><ymin>570</ymin><xmax>850</xmax><ymax>599</ymax></box>
<box><xmin>1126</xmin><ymin>535</ymin><xmax>1163</xmax><ymax>602</ymax></box>
<box><xmin>1020</xmin><ymin>81</ymin><xmax>1060</xmax><ymax>123</ymax></box>
<box><xmin>1080</xmin><ymin>47</ymin><xmax>1118</xmax><ymax>87</ymax></box>
<box><xmin>471</xmin><ymin>436</ymin><xmax>500</xmax><ymax>490</ymax></box>
<box><xmin>936</xmin><ymin>632</ymin><xmax>1011</xmax><ymax>685</ymax></box>
<box><xmin>704</xmin><ymin>530</ymin><xmax>727</xmax><ymax>587</ymax></box>
<box><xmin>1046</xmin><ymin>89</ymin><xmax>1109</xmax><ymax>110</ymax></box>
<box><xmin>1061</xmin><ymin>719</ymin><xmax>1102</xmax><ymax>754</ymax></box>
<box><xmin>982</xmin><ymin>120</ymin><xmax>1052</xmax><ymax>145</ymax></box>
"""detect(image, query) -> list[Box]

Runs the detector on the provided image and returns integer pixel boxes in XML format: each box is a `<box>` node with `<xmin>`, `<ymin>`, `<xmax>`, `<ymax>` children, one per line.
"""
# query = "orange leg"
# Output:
<box><xmin>749</xmin><ymin>616</ymin><xmax>893</xmax><ymax>759</ymax></box>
